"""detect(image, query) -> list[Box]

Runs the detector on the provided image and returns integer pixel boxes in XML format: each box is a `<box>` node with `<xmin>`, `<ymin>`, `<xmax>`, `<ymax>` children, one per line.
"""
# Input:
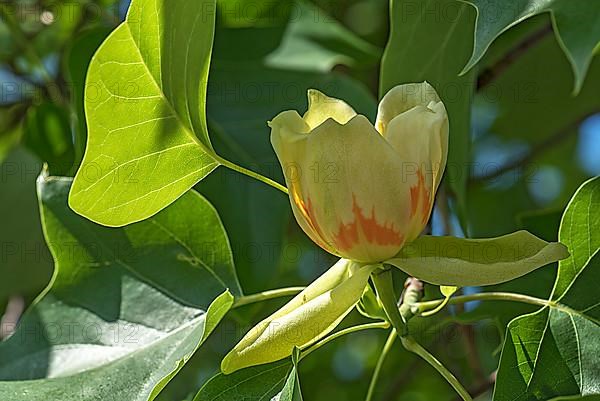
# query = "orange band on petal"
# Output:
<box><xmin>292</xmin><ymin>189</ymin><xmax>333</xmax><ymax>251</ymax></box>
<box><xmin>335</xmin><ymin>195</ymin><xmax>404</xmax><ymax>252</ymax></box>
<box><xmin>410</xmin><ymin>169</ymin><xmax>432</xmax><ymax>224</ymax></box>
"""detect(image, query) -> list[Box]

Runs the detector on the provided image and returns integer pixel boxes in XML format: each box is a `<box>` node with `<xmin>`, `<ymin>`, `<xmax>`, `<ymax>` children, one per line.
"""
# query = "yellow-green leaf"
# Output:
<box><xmin>70</xmin><ymin>0</ymin><xmax>219</xmax><ymax>227</ymax></box>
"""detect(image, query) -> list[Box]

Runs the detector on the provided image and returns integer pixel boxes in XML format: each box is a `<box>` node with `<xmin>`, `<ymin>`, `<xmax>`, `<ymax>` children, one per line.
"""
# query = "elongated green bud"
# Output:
<box><xmin>221</xmin><ymin>260</ymin><xmax>376</xmax><ymax>374</ymax></box>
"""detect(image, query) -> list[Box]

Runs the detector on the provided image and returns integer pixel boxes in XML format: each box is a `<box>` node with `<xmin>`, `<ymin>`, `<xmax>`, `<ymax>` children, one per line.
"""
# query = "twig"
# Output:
<box><xmin>471</xmin><ymin>112</ymin><xmax>596</xmax><ymax>184</ymax></box>
<box><xmin>401</xmin><ymin>336</ymin><xmax>473</xmax><ymax>401</ymax></box>
<box><xmin>449</xmin><ymin>371</ymin><xmax>496</xmax><ymax>401</ymax></box>
<box><xmin>477</xmin><ymin>24</ymin><xmax>553</xmax><ymax>91</ymax></box>
<box><xmin>455</xmin><ymin>301</ymin><xmax>486</xmax><ymax>384</ymax></box>
<box><xmin>381</xmin><ymin>358</ymin><xmax>421</xmax><ymax>401</ymax></box>
<box><xmin>0</xmin><ymin>295</ymin><xmax>25</xmax><ymax>340</ymax></box>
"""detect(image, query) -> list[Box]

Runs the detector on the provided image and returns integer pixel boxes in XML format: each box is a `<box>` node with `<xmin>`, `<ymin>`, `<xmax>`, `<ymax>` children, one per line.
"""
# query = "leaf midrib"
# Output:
<box><xmin>124</xmin><ymin>22</ymin><xmax>214</xmax><ymax>156</ymax></box>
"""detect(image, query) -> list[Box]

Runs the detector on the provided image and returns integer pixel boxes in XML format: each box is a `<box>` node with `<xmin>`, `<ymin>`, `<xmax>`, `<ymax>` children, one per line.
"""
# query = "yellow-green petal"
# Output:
<box><xmin>221</xmin><ymin>261</ymin><xmax>376</xmax><ymax>374</ymax></box>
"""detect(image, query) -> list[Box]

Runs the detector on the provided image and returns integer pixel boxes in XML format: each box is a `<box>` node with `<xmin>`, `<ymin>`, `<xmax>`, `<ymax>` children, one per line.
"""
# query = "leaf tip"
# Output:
<box><xmin>553</xmin><ymin>241</ymin><xmax>570</xmax><ymax>260</ymax></box>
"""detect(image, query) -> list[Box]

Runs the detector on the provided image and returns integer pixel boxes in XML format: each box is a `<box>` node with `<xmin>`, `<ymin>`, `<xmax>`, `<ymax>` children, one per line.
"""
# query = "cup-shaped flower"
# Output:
<box><xmin>270</xmin><ymin>82</ymin><xmax>449</xmax><ymax>263</ymax></box>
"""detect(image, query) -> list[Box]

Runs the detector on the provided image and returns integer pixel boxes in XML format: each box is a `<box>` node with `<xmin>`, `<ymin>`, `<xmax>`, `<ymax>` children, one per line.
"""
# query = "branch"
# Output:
<box><xmin>470</xmin><ymin>112</ymin><xmax>596</xmax><ymax>184</ymax></box>
<box><xmin>477</xmin><ymin>24</ymin><xmax>553</xmax><ymax>91</ymax></box>
<box><xmin>449</xmin><ymin>372</ymin><xmax>496</xmax><ymax>401</ymax></box>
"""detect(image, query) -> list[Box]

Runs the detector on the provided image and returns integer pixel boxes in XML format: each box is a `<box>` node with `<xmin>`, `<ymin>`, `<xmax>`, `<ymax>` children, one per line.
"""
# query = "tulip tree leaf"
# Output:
<box><xmin>264</xmin><ymin>0</ymin><xmax>381</xmax><ymax>72</ymax></box>
<box><xmin>0</xmin><ymin>177</ymin><xmax>240</xmax><ymax>401</ymax></box>
<box><xmin>386</xmin><ymin>231</ymin><xmax>568</xmax><ymax>286</ymax></box>
<box><xmin>0</xmin><ymin>148</ymin><xmax>51</xmax><ymax>307</ymax></box>
<box><xmin>551</xmin><ymin>176</ymin><xmax>600</xmax><ymax>300</ymax></box>
<box><xmin>380</xmin><ymin>0</ymin><xmax>476</xmax><ymax>229</ymax></box>
<box><xmin>194</xmin><ymin>361</ymin><xmax>292</xmax><ymax>401</ymax></box>
<box><xmin>461</xmin><ymin>0</ymin><xmax>600</xmax><ymax>93</ymax></box>
<box><xmin>65</xmin><ymin>26</ymin><xmax>113</xmax><ymax>172</ymax></box>
<box><xmin>550</xmin><ymin>396</ymin><xmax>600</xmax><ymax>401</ymax></box>
<box><xmin>494</xmin><ymin>177</ymin><xmax>600</xmax><ymax>401</ymax></box>
<box><xmin>0</xmin><ymin>104</ymin><xmax>26</xmax><ymax>163</ymax></box>
<box><xmin>70</xmin><ymin>0</ymin><xmax>220</xmax><ymax>227</ymax></box>
<box><xmin>278</xmin><ymin>348</ymin><xmax>303</xmax><ymax>401</ymax></box>
<box><xmin>467</xmin><ymin>24</ymin><xmax>600</xmax><ymax>239</ymax></box>
<box><xmin>23</xmin><ymin>102</ymin><xmax>74</xmax><ymax>176</ymax></box>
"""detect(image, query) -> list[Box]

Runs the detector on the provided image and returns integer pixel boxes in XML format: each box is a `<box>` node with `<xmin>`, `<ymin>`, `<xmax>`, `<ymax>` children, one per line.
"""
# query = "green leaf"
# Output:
<box><xmin>380</xmin><ymin>0</ymin><xmax>476</xmax><ymax>229</ymax></box>
<box><xmin>552</xmin><ymin>176</ymin><xmax>600</xmax><ymax>299</ymax></box>
<box><xmin>194</xmin><ymin>361</ymin><xmax>292</xmax><ymax>401</ymax></box>
<box><xmin>70</xmin><ymin>0</ymin><xmax>220</xmax><ymax>227</ymax></box>
<box><xmin>494</xmin><ymin>177</ymin><xmax>600</xmax><ymax>401</ymax></box>
<box><xmin>461</xmin><ymin>0</ymin><xmax>600</xmax><ymax>93</ymax></box>
<box><xmin>550</xmin><ymin>396</ymin><xmax>600</xmax><ymax>401</ymax></box>
<box><xmin>65</xmin><ymin>27</ymin><xmax>113</xmax><ymax>173</ymax></box>
<box><xmin>469</xmin><ymin>30</ymin><xmax>600</xmax><ymax>239</ymax></box>
<box><xmin>264</xmin><ymin>0</ymin><xmax>381</xmax><ymax>72</ymax></box>
<box><xmin>23</xmin><ymin>102</ymin><xmax>74</xmax><ymax>176</ymax></box>
<box><xmin>0</xmin><ymin>147</ymin><xmax>52</xmax><ymax>303</ymax></box>
<box><xmin>357</xmin><ymin>281</ymin><xmax>387</xmax><ymax>321</ymax></box>
<box><xmin>278</xmin><ymin>348</ymin><xmax>304</xmax><ymax>401</ymax></box>
<box><xmin>386</xmin><ymin>231</ymin><xmax>568</xmax><ymax>286</ymax></box>
<box><xmin>216</xmin><ymin>0</ymin><xmax>380</xmax><ymax>72</ymax></box>
<box><xmin>0</xmin><ymin>176</ymin><xmax>239</xmax><ymax>400</ymax></box>
<box><xmin>0</xmin><ymin>16</ymin><xmax>15</xmax><ymax>61</ymax></box>
<box><xmin>0</xmin><ymin>104</ymin><xmax>26</xmax><ymax>162</ymax></box>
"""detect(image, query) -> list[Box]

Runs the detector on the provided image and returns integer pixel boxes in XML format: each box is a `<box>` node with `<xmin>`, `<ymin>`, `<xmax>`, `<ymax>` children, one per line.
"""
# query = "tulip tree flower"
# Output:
<box><xmin>221</xmin><ymin>82</ymin><xmax>569</xmax><ymax>375</ymax></box>
<box><xmin>222</xmin><ymin>82</ymin><xmax>446</xmax><ymax>373</ymax></box>
<box><xmin>269</xmin><ymin>81</ymin><xmax>448</xmax><ymax>263</ymax></box>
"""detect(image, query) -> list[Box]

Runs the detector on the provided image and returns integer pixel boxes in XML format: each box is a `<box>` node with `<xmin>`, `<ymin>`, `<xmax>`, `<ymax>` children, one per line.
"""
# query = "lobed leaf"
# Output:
<box><xmin>70</xmin><ymin>0</ymin><xmax>220</xmax><ymax>227</ymax></box>
<box><xmin>461</xmin><ymin>0</ymin><xmax>600</xmax><ymax>93</ymax></box>
<box><xmin>494</xmin><ymin>177</ymin><xmax>600</xmax><ymax>401</ymax></box>
<box><xmin>195</xmin><ymin>361</ymin><xmax>292</xmax><ymax>401</ymax></box>
<box><xmin>0</xmin><ymin>177</ymin><xmax>239</xmax><ymax>401</ymax></box>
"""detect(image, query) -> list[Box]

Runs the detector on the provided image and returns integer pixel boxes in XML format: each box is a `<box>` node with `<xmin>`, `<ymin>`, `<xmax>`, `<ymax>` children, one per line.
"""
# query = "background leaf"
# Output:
<box><xmin>0</xmin><ymin>177</ymin><xmax>239</xmax><ymax>400</ymax></box>
<box><xmin>264</xmin><ymin>0</ymin><xmax>381</xmax><ymax>72</ymax></box>
<box><xmin>22</xmin><ymin>101</ymin><xmax>74</xmax><ymax>176</ymax></box>
<box><xmin>0</xmin><ymin>148</ymin><xmax>51</xmax><ymax>311</ymax></box>
<box><xmin>494</xmin><ymin>177</ymin><xmax>600</xmax><ymax>401</ymax></box>
<box><xmin>194</xmin><ymin>360</ymin><xmax>292</xmax><ymax>401</ymax></box>
<box><xmin>278</xmin><ymin>348</ymin><xmax>304</xmax><ymax>401</ymax></box>
<box><xmin>467</xmin><ymin>15</ymin><xmax>600</xmax><ymax>240</ymax></box>
<box><xmin>462</xmin><ymin>0</ymin><xmax>600</xmax><ymax>92</ymax></box>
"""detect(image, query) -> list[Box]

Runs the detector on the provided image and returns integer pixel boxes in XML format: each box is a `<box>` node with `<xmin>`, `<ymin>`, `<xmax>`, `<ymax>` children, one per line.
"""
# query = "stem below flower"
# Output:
<box><xmin>366</xmin><ymin>329</ymin><xmax>396</xmax><ymax>401</ymax></box>
<box><xmin>371</xmin><ymin>267</ymin><xmax>407</xmax><ymax>336</ymax></box>
<box><xmin>401</xmin><ymin>336</ymin><xmax>473</xmax><ymax>401</ymax></box>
